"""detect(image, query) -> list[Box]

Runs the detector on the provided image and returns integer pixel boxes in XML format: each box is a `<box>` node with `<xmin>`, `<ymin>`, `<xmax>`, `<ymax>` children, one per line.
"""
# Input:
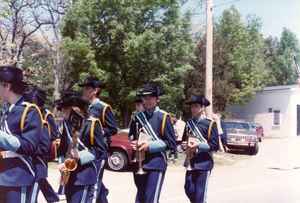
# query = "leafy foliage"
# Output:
<box><xmin>182</xmin><ymin>6</ymin><xmax>270</xmax><ymax>120</ymax></box>
<box><xmin>60</xmin><ymin>0</ymin><xmax>195</xmax><ymax>127</ymax></box>
<box><xmin>265</xmin><ymin>28</ymin><xmax>300</xmax><ymax>86</ymax></box>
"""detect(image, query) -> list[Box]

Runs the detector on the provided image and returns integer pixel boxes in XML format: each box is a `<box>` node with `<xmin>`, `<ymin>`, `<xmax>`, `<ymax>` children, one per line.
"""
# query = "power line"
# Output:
<box><xmin>213</xmin><ymin>0</ymin><xmax>241</xmax><ymax>9</ymax></box>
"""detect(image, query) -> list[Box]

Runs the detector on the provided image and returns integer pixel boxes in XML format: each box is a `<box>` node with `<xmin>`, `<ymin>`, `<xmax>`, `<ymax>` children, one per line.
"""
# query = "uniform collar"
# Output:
<box><xmin>194</xmin><ymin>116</ymin><xmax>206</xmax><ymax>123</ymax></box>
<box><xmin>9</xmin><ymin>95</ymin><xmax>24</xmax><ymax>112</ymax></box>
<box><xmin>90</xmin><ymin>98</ymin><xmax>100</xmax><ymax>106</ymax></box>
<box><xmin>145</xmin><ymin>106</ymin><xmax>160</xmax><ymax>115</ymax></box>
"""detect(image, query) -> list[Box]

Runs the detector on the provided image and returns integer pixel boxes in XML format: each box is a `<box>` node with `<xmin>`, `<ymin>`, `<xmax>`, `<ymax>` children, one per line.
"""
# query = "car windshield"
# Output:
<box><xmin>250</xmin><ymin>124</ymin><xmax>255</xmax><ymax>129</ymax></box>
<box><xmin>225</xmin><ymin>122</ymin><xmax>251</xmax><ymax>129</ymax></box>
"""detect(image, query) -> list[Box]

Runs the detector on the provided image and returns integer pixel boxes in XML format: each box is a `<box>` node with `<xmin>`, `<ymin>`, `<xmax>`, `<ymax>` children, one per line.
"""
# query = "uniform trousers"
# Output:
<box><xmin>0</xmin><ymin>186</ymin><xmax>32</xmax><ymax>203</ymax></box>
<box><xmin>133</xmin><ymin>169</ymin><xmax>165</xmax><ymax>203</ymax></box>
<box><xmin>65</xmin><ymin>184</ymin><xmax>94</xmax><ymax>203</ymax></box>
<box><xmin>40</xmin><ymin>178</ymin><xmax>60</xmax><ymax>202</ymax></box>
<box><xmin>184</xmin><ymin>170</ymin><xmax>211</xmax><ymax>203</ymax></box>
<box><xmin>94</xmin><ymin>159</ymin><xmax>108</xmax><ymax>203</ymax></box>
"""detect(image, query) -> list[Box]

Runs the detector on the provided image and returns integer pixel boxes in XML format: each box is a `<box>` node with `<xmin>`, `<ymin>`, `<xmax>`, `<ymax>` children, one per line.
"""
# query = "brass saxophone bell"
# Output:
<box><xmin>64</xmin><ymin>158</ymin><xmax>78</xmax><ymax>171</ymax></box>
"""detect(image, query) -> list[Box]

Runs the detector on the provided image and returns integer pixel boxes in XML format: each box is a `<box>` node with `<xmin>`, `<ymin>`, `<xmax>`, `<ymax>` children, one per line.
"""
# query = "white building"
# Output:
<box><xmin>226</xmin><ymin>85</ymin><xmax>300</xmax><ymax>137</ymax></box>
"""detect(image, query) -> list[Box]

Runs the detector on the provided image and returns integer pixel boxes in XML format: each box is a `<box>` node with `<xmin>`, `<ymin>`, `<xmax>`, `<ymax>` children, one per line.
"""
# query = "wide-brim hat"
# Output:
<box><xmin>185</xmin><ymin>95</ymin><xmax>210</xmax><ymax>107</ymax></box>
<box><xmin>53</xmin><ymin>90</ymin><xmax>90</xmax><ymax>111</ymax></box>
<box><xmin>0</xmin><ymin>66</ymin><xmax>26</xmax><ymax>85</ymax></box>
<box><xmin>78</xmin><ymin>76</ymin><xmax>106</xmax><ymax>89</ymax></box>
<box><xmin>132</xmin><ymin>95</ymin><xmax>143</xmax><ymax>103</ymax></box>
<box><xmin>24</xmin><ymin>89</ymin><xmax>47</xmax><ymax>107</ymax></box>
<box><xmin>137</xmin><ymin>84</ymin><xmax>164</xmax><ymax>97</ymax></box>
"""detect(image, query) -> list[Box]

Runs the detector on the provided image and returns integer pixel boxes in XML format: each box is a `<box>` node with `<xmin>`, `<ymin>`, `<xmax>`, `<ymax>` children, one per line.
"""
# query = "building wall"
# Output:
<box><xmin>226</xmin><ymin>86</ymin><xmax>300</xmax><ymax>137</ymax></box>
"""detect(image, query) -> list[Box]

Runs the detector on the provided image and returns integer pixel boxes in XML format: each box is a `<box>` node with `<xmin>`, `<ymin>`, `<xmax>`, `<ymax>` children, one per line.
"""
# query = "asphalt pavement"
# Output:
<box><xmin>39</xmin><ymin>136</ymin><xmax>300</xmax><ymax>203</ymax></box>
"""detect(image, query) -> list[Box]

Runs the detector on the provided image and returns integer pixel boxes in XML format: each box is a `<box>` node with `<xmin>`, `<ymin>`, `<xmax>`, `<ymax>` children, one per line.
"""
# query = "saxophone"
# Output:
<box><xmin>59</xmin><ymin>131</ymin><xmax>79</xmax><ymax>186</ymax></box>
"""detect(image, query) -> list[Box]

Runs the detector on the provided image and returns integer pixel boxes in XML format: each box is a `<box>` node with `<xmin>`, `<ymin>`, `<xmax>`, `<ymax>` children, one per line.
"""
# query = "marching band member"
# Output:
<box><xmin>54</xmin><ymin>91</ymin><xmax>105</xmax><ymax>203</ymax></box>
<box><xmin>0</xmin><ymin>66</ymin><xmax>43</xmax><ymax>202</ymax></box>
<box><xmin>78</xmin><ymin>76</ymin><xmax>118</xmax><ymax>203</ymax></box>
<box><xmin>133</xmin><ymin>95</ymin><xmax>146</xmax><ymax>113</ymax></box>
<box><xmin>128</xmin><ymin>84</ymin><xmax>176</xmax><ymax>203</ymax></box>
<box><xmin>24</xmin><ymin>89</ymin><xmax>60</xmax><ymax>202</ymax></box>
<box><xmin>182</xmin><ymin>95</ymin><xmax>220</xmax><ymax>203</ymax></box>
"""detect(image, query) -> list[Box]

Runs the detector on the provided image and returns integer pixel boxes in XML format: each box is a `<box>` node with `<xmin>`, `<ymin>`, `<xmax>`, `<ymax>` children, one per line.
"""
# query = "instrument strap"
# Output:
<box><xmin>136</xmin><ymin>112</ymin><xmax>159</xmax><ymax>141</ymax></box>
<box><xmin>187</xmin><ymin>119</ymin><xmax>208</xmax><ymax>143</ymax></box>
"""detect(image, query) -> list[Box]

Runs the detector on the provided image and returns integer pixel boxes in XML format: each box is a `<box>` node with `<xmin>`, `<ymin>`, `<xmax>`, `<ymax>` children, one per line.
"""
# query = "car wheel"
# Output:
<box><xmin>247</xmin><ymin>144</ymin><xmax>259</xmax><ymax>155</ymax></box>
<box><xmin>107</xmin><ymin>149</ymin><xmax>129</xmax><ymax>172</ymax></box>
<box><xmin>177</xmin><ymin>144</ymin><xmax>184</xmax><ymax>154</ymax></box>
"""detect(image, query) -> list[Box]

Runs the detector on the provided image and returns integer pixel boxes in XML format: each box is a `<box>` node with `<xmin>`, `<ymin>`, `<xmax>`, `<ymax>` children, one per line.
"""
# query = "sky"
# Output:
<box><xmin>183</xmin><ymin>0</ymin><xmax>300</xmax><ymax>40</ymax></box>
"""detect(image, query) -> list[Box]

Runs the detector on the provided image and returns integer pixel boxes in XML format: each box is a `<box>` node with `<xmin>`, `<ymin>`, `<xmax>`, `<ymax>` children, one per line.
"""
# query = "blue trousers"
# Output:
<box><xmin>94</xmin><ymin>159</ymin><xmax>108</xmax><ymax>203</ymax></box>
<box><xmin>184</xmin><ymin>170</ymin><xmax>211</xmax><ymax>203</ymax></box>
<box><xmin>0</xmin><ymin>186</ymin><xmax>32</xmax><ymax>203</ymax></box>
<box><xmin>65</xmin><ymin>184</ymin><xmax>94</xmax><ymax>203</ymax></box>
<box><xmin>133</xmin><ymin>169</ymin><xmax>165</xmax><ymax>203</ymax></box>
<box><xmin>40</xmin><ymin>178</ymin><xmax>60</xmax><ymax>202</ymax></box>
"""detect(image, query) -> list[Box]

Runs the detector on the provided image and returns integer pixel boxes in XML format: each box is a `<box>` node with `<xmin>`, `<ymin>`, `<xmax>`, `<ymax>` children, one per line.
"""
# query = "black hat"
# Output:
<box><xmin>137</xmin><ymin>84</ymin><xmax>164</xmax><ymax>96</ymax></box>
<box><xmin>24</xmin><ymin>89</ymin><xmax>47</xmax><ymax>107</ymax></box>
<box><xmin>0</xmin><ymin>66</ymin><xmax>26</xmax><ymax>85</ymax></box>
<box><xmin>78</xmin><ymin>77</ymin><xmax>106</xmax><ymax>89</ymax></box>
<box><xmin>185</xmin><ymin>95</ymin><xmax>210</xmax><ymax>107</ymax></box>
<box><xmin>133</xmin><ymin>95</ymin><xmax>143</xmax><ymax>103</ymax></box>
<box><xmin>53</xmin><ymin>91</ymin><xmax>90</xmax><ymax>111</ymax></box>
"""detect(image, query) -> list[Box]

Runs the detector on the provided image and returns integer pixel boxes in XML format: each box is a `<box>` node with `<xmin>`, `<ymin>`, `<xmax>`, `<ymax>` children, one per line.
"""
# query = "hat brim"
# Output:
<box><xmin>53</xmin><ymin>98</ymin><xmax>90</xmax><ymax>110</ymax></box>
<box><xmin>78</xmin><ymin>82</ymin><xmax>93</xmax><ymax>87</ymax></box>
<box><xmin>78</xmin><ymin>82</ymin><xmax>106</xmax><ymax>89</ymax></box>
<box><xmin>185</xmin><ymin>100</ymin><xmax>210</xmax><ymax>107</ymax></box>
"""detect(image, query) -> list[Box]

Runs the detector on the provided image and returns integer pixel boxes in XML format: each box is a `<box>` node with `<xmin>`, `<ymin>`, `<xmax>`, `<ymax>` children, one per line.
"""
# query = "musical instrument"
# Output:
<box><xmin>60</xmin><ymin>131</ymin><xmax>79</xmax><ymax>186</ymax></box>
<box><xmin>135</xmin><ymin>124</ymin><xmax>147</xmax><ymax>175</ymax></box>
<box><xmin>59</xmin><ymin>108</ymin><xmax>84</xmax><ymax>186</ymax></box>
<box><xmin>186</xmin><ymin>125</ymin><xmax>194</xmax><ymax>171</ymax></box>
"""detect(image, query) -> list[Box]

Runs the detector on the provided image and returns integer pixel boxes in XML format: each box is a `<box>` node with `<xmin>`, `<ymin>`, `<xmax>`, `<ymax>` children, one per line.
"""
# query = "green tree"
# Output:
<box><xmin>60</xmin><ymin>0</ymin><xmax>195</xmax><ymax>127</ymax></box>
<box><xmin>182</xmin><ymin>6</ymin><xmax>269</xmax><ymax>120</ymax></box>
<box><xmin>266</xmin><ymin>28</ymin><xmax>300</xmax><ymax>86</ymax></box>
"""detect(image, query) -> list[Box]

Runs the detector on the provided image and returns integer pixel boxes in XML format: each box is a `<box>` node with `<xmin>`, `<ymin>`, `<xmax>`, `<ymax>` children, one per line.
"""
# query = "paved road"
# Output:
<box><xmin>39</xmin><ymin>137</ymin><xmax>300</xmax><ymax>203</ymax></box>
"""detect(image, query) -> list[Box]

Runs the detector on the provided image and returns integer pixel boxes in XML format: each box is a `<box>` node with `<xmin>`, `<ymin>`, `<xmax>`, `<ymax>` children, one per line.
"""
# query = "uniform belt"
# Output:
<box><xmin>1</xmin><ymin>151</ymin><xmax>24</xmax><ymax>159</ymax></box>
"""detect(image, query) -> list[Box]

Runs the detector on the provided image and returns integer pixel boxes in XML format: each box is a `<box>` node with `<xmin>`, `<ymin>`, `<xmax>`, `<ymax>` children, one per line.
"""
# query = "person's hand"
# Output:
<box><xmin>139</xmin><ymin>142</ymin><xmax>149</xmax><ymax>152</ymax></box>
<box><xmin>131</xmin><ymin>140</ymin><xmax>138</xmax><ymax>150</ymax></box>
<box><xmin>71</xmin><ymin>148</ymin><xmax>80</xmax><ymax>160</ymax></box>
<box><xmin>189</xmin><ymin>140</ymin><xmax>199</xmax><ymax>151</ymax></box>
<box><xmin>182</xmin><ymin>141</ymin><xmax>187</xmax><ymax>150</ymax></box>
<box><xmin>58</xmin><ymin>163</ymin><xmax>65</xmax><ymax>172</ymax></box>
<box><xmin>54</xmin><ymin>139</ymin><xmax>60</xmax><ymax>147</ymax></box>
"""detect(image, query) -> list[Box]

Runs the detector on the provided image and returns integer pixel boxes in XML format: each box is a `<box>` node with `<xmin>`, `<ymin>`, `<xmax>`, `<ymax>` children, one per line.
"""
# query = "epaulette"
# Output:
<box><xmin>44</xmin><ymin>111</ymin><xmax>56</xmax><ymax>124</ymax></box>
<box><xmin>43</xmin><ymin>120</ymin><xmax>51</xmax><ymax>137</ymax></box>
<box><xmin>162</xmin><ymin>113</ymin><xmax>172</xmax><ymax>137</ymax></box>
<box><xmin>158</xmin><ymin>109</ymin><xmax>168</xmax><ymax>114</ymax></box>
<box><xmin>208</xmin><ymin>120</ymin><xmax>218</xmax><ymax>141</ymax></box>
<box><xmin>88</xmin><ymin>117</ymin><xmax>103</xmax><ymax>146</ymax></box>
<box><xmin>102</xmin><ymin>105</ymin><xmax>113</xmax><ymax>127</ymax></box>
<box><xmin>21</xmin><ymin>102</ymin><xmax>43</xmax><ymax>132</ymax></box>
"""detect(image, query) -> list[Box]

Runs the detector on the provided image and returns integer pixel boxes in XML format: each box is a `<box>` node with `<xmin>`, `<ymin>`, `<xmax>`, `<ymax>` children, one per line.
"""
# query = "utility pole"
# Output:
<box><xmin>205</xmin><ymin>0</ymin><xmax>213</xmax><ymax>119</ymax></box>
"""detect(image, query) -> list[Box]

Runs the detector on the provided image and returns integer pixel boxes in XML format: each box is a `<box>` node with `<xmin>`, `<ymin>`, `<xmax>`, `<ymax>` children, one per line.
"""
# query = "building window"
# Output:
<box><xmin>268</xmin><ymin>108</ymin><xmax>272</xmax><ymax>113</ymax></box>
<box><xmin>274</xmin><ymin>110</ymin><xmax>280</xmax><ymax>125</ymax></box>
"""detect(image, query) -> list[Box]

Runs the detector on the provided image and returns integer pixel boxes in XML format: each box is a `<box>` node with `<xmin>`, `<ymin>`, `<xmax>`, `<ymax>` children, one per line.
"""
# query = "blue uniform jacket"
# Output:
<box><xmin>44</xmin><ymin>109</ymin><xmax>58</xmax><ymax>142</ymax></box>
<box><xmin>0</xmin><ymin>98</ymin><xmax>42</xmax><ymax>186</ymax></box>
<box><xmin>129</xmin><ymin>107</ymin><xmax>176</xmax><ymax>171</ymax></box>
<box><xmin>57</xmin><ymin>117</ymin><xmax>105</xmax><ymax>185</ymax></box>
<box><xmin>28</xmin><ymin>105</ymin><xmax>52</xmax><ymax>179</ymax></box>
<box><xmin>183</xmin><ymin>118</ymin><xmax>219</xmax><ymax>170</ymax></box>
<box><xmin>88</xmin><ymin>98</ymin><xmax>118</xmax><ymax>158</ymax></box>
